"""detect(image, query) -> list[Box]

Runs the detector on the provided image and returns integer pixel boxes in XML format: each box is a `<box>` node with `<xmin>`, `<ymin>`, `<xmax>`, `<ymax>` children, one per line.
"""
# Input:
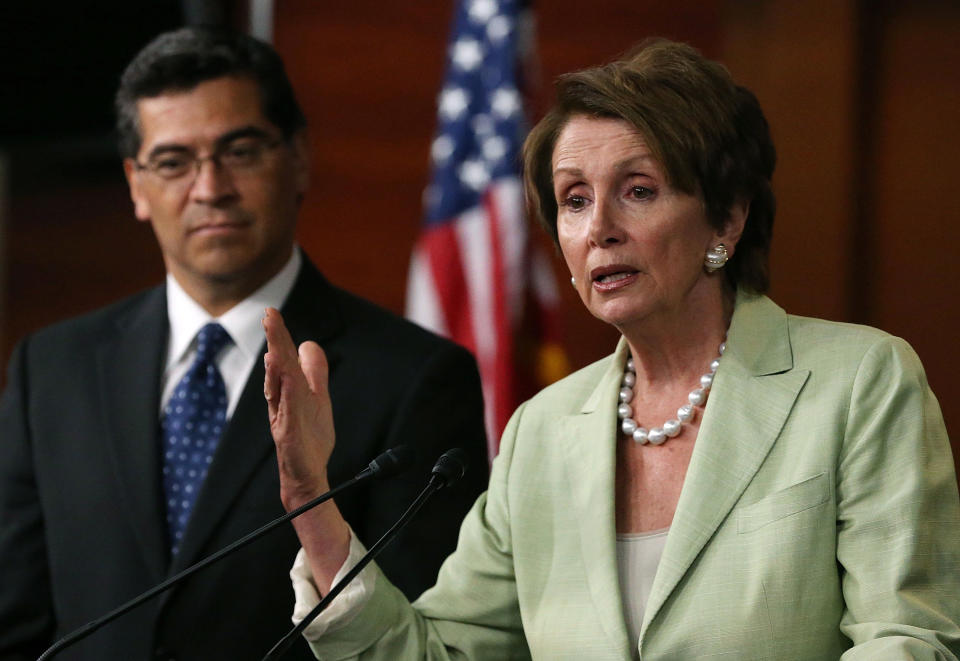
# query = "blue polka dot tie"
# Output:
<box><xmin>161</xmin><ymin>322</ymin><xmax>232</xmax><ymax>556</ymax></box>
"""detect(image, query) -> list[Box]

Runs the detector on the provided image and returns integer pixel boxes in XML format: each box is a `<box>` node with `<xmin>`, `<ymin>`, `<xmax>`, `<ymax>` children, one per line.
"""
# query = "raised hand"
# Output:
<box><xmin>263</xmin><ymin>307</ymin><xmax>336</xmax><ymax>510</ymax></box>
<box><xmin>263</xmin><ymin>308</ymin><xmax>349</xmax><ymax>587</ymax></box>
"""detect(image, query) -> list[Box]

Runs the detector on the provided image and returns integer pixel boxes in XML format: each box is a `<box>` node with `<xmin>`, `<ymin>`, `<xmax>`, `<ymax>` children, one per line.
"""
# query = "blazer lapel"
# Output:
<box><xmin>167</xmin><ymin>258</ymin><xmax>344</xmax><ymax>574</ymax></box>
<box><xmin>641</xmin><ymin>293</ymin><xmax>810</xmax><ymax>636</ymax></box>
<box><xmin>97</xmin><ymin>287</ymin><xmax>169</xmax><ymax>581</ymax></box>
<box><xmin>559</xmin><ymin>341</ymin><xmax>633</xmax><ymax>659</ymax></box>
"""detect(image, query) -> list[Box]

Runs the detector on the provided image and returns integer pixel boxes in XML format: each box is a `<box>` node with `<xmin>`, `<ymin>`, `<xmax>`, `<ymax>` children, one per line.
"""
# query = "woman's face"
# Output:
<box><xmin>553</xmin><ymin>115</ymin><xmax>728</xmax><ymax>332</ymax></box>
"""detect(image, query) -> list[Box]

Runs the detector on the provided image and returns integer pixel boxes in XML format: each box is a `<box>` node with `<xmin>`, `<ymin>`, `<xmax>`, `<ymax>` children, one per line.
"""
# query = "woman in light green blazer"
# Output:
<box><xmin>262</xmin><ymin>39</ymin><xmax>960</xmax><ymax>660</ymax></box>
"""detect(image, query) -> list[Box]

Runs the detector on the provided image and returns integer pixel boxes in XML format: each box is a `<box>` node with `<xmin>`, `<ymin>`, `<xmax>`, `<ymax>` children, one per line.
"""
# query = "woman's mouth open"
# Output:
<box><xmin>592</xmin><ymin>267</ymin><xmax>639</xmax><ymax>291</ymax></box>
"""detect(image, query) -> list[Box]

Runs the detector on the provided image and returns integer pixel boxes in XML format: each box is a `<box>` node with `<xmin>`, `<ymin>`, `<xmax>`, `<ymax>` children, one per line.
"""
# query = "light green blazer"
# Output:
<box><xmin>310</xmin><ymin>293</ymin><xmax>960</xmax><ymax>660</ymax></box>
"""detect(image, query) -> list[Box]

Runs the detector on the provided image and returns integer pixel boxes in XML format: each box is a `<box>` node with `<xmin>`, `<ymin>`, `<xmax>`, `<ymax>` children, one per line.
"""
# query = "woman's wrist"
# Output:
<box><xmin>291</xmin><ymin>501</ymin><xmax>352</xmax><ymax>594</ymax></box>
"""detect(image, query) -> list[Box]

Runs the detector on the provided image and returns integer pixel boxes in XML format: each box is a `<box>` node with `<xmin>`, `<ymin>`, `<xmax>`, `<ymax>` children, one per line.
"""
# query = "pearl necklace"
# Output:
<box><xmin>617</xmin><ymin>341</ymin><xmax>725</xmax><ymax>445</ymax></box>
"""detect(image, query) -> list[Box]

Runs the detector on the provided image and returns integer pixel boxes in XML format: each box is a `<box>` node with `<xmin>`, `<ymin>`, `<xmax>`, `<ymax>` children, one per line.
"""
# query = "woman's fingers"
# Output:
<box><xmin>263</xmin><ymin>308</ymin><xmax>296</xmax><ymax>425</ymax></box>
<box><xmin>298</xmin><ymin>341</ymin><xmax>328</xmax><ymax>396</ymax></box>
<box><xmin>262</xmin><ymin>307</ymin><xmax>336</xmax><ymax>510</ymax></box>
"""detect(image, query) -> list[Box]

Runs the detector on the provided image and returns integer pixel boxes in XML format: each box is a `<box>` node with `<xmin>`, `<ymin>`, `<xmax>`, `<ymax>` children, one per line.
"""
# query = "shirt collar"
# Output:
<box><xmin>164</xmin><ymin>248</ymin><xmax>302</xmax><ymax>369</ymax></box>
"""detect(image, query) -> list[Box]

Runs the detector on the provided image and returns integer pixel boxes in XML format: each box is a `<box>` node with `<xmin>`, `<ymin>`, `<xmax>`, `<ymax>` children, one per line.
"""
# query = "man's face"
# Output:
<box><xmin>124</xmin><ymin>76</ymin><xmax>308</xmax><ymax>308</ymax></box>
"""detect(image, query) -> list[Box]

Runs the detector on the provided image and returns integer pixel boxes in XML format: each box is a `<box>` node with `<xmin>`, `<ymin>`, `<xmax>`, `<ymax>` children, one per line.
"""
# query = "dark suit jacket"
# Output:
<box><xmin>0</xmin><ymin>257</ymin><xmax>489</xmax><ymax>661</ymax></box>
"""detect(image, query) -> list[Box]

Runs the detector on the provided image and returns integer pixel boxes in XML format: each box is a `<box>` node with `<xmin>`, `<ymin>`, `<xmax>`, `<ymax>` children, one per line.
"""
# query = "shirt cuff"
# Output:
<box><xmin>289</xmin><ymin>529</ymin><xmax>375</xmax><ymax>641</ymax></box>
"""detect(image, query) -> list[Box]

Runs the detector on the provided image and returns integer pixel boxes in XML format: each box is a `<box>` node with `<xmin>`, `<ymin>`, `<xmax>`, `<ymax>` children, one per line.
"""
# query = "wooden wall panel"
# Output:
<box><xmin>721</xmin><ymin>0</ymin><xmax>959</xmax><ymax>459</ymax></box>
<box><xmin>721</xmin><ymin>0</ymin><xmax>859</xmax><ymax>322</ymax></box>
<box><xmin>867</xmin><ymin>2</ymin><xmax>960</xmax><ymax>451</ymax></box>
<box><xmin>2</xmin><ymin>174</ymin><xmax>164</xmax><ymax>361</ymax></box>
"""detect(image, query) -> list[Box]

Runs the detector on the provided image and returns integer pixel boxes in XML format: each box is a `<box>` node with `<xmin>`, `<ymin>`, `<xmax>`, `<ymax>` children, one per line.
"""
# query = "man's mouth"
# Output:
<box><xmin>190</xmin><ymin>220</ymin><xmax>247</xmax><ymax>234</ymax></box>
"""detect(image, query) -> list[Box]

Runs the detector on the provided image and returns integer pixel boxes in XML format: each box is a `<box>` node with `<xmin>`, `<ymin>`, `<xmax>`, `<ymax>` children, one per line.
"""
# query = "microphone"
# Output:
<box><xmin>261</xmin><ymin>448</ymin><xmax>469</xmax><ymax>661</ymax></box>
<box><xmin>354</xmin><ymin>445</ymin><xmax>415</xmax><ymax>481</ymax></box>
<box><xmin>36</xmin><ymin>446</ymin><xmax>414</xmax><ymax>661</ymax></box>
<box><xmin>429</xmin><ymin>447</ymin><xmax>467</xmax><ymax>487</ymax></box>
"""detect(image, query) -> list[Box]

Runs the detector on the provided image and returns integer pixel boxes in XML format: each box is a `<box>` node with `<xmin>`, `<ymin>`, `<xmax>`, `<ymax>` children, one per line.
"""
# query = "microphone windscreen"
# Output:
<box><xmin>431</xmin><ymin>448</ymin><xmax>468</xmax><ymax>487</ymax></box>
<box><xmin>367</xmin><ymin>445</ymin><xmax>415</xmax><ymax>479</ymax></box>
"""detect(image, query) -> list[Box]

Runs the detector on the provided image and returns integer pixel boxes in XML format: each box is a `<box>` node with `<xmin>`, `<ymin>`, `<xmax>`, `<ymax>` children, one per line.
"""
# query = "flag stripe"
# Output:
<box><xmin>405</xmin><ymin>0</ymin><xmax>567</xmax><ymax>456</ymax></box>
<box><xmin>423</xmin><ymin>224</ymin><xmax>477</xmax><ymax>356</ymax></box>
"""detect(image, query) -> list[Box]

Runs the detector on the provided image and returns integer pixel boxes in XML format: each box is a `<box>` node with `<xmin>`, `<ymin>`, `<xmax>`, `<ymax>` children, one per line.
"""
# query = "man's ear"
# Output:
<box><xmin>717</xmin><ymin>197</ymin><xmax>749</xmax><ymax>255</ymax></box>
<box><xmin>123</xmin><ymin>158</ymin><xmax>152</xmax><ymax>222</ymax></box>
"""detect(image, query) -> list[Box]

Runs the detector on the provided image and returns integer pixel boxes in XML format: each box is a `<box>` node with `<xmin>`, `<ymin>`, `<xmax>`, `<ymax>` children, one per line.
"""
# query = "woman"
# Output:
<box><xmin>263</xmin><ymin>39</ymin><xmax>960</xmax><ymax>659</ymax></box>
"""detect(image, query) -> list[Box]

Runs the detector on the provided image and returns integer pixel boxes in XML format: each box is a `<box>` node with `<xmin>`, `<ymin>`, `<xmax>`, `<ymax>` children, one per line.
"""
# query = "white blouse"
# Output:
<box><xmin>616</xmin><ymin>527</ymin><xmax>669</xmax><ymax>656</ymax></box>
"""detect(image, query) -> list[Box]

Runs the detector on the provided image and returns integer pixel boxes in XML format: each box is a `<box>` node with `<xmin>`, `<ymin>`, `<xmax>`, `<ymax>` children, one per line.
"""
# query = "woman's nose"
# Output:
<box><xmin>588</xmin><ymin>197</ymin><xmax>626</xmax><ymax>246</ymax></box>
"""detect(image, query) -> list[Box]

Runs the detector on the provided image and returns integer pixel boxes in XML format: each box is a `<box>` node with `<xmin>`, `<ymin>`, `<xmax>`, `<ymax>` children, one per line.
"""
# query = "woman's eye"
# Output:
<box><xmin>630</xmin><ymin>186</ymin><xmax>654</xmax><ymax>200</ymax></box>
<box><xmin>561</xmin><ymin>195</ymin><xmax>587</xmax><ymax>211</ymax></box>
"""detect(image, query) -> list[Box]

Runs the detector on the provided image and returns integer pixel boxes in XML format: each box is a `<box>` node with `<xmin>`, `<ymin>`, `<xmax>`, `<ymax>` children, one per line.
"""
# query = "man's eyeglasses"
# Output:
<box><xmin>133</xmin><ymin>137</ymin><xmax>283</xmax><ymax>181</ymax></box>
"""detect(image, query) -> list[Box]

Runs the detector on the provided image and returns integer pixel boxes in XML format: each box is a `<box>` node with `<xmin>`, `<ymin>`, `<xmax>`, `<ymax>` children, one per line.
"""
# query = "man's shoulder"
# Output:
<box><xmin>311</xmin><ymin>278</ymin><xmax>472</xmax><ymax>365</ymax></box>
<box><xmin>27</xmin><ymin>286</ymin><xmax>164</xmax><ymax>350</ymax></box>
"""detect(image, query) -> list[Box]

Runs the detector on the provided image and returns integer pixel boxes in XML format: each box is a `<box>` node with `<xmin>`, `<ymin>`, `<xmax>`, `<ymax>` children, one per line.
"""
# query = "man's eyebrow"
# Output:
<box><xmin>214</xmin><ymin>125</ymin><xmax>273</xmax><ymax>147</ymax></box>
<box><xmin>144</xmin><ymin>126</ymin><xmax>274</xmax><ymax>160</ymax></box>
<box><xmin>145</xmin><ymin>143</ymin><xmax>191</xmax><ymax>160</ymax></box>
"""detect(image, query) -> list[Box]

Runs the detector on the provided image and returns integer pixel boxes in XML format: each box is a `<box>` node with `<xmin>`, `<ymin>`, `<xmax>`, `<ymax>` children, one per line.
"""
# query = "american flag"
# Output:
<box><xmin>406</xmin><ymin>0</ymin><xmax>567</xmax><ymax>458</ymax></box>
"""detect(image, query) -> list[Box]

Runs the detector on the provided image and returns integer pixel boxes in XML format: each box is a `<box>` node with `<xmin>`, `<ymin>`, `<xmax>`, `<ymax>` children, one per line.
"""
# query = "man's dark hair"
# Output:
<box><xmin>115</xmin><ymin>26</ymin><xmax>306</xmax><ymax>158</ymax></box>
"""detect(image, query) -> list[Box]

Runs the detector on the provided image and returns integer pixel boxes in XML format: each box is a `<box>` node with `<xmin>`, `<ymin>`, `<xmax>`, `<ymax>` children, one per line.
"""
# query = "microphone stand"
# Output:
<box><xmin>37</xmin><ymin>446</ymin><xmax>412</xmax><ymax>661</ymax></box>
<box><xmin>261</xmin><ymin>448</ymin><xmax>468</xmax><ymax>661</ymax></box>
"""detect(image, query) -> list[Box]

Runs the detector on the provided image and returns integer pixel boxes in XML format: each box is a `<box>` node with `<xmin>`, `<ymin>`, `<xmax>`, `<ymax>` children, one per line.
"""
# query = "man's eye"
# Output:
<box><xmin>630</xmin><ymin>186</ymin><xmax>654</xmax><ymax>200</ymax></box>
<box><xmin>152</xmin><ymin>156</ymin><xmax>190</xmax><ymax>174</ymax></box>
<box><xmin>223</xmin><ymin>143</ymin><xmax>260</xmax><ymax>165</ymax></box>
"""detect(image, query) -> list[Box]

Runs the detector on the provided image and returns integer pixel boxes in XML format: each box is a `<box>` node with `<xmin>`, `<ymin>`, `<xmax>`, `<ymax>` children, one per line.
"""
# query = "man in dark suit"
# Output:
<box><xmin>0</xmin><ymin>27</ymin><xmax>488</xmax><ymax>661</ymax></box>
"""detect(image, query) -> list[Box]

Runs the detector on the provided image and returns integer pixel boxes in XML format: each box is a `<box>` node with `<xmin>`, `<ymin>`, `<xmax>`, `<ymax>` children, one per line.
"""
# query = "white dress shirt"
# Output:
<box><xmin>159</xmin><ymin>248</ymin><xmax>301</xmax><ymax>417</ymax></box>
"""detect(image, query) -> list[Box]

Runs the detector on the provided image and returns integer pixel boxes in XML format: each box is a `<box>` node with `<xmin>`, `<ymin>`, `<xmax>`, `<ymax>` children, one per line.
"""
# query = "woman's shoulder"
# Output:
<box><xmin>788</xmin><ymin>312</ymin><xmax>896</xmax><ymax>349</ymax></box>
<box><xmin>736</xmin><ymin>291</ymin><xmax>921</xmax><ymax>371</ymax></box>
<box><xmin>786</xmin><ymin>311</ymin><xmax>917</xmax><ymax>361</ymax></box>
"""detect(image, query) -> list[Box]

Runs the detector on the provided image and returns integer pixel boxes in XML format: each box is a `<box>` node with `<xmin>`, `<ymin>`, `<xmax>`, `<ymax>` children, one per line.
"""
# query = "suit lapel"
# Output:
<box><xmin>560</xmin><ymin>341</ymin><xmax>633</xmax><ymax>658</ymax></box>
<box><xmin>641</xmin><ymin>293</ymin><xmax>810</xmax><ymax>636</ymax></box>
<box><xmin>167</xmin><ymin>258</ymin><xmax>344</xmax><ymax>574</ymax></box>
<box><xmin>97</xmin><ymin>287</ymin><xmax>169</xmax><ymax>581</ymax></box>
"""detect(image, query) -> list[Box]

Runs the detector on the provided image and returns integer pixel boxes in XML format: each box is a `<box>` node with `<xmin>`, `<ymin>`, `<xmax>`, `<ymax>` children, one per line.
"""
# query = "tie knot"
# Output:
<box><xmin>195</xmin><ymin>322</ymin><xmax>231</xmax><ymax>362</ymax></box>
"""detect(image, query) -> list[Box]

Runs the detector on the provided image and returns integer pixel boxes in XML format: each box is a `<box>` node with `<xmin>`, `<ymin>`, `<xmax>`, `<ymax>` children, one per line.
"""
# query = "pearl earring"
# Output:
<box><xmin>570</xmin><ymin>276</ymin><xmax>576</xmax><ymax>287</ymax></box>
<box><xmin>704</xmin><ymin>243</ymin><xmax>728</xmax><ymax>272</ymax></box>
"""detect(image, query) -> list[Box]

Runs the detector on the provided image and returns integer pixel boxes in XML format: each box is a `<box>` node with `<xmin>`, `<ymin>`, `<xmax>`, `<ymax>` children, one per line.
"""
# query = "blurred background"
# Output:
<box><xmin>1</xmin><ymin>0</ymin><xmax>957</xmax><ymax>470</ymax></box>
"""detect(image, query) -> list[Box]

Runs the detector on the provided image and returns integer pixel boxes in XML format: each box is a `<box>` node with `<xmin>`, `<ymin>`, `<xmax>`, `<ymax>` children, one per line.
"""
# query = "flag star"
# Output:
<box><xmin>451</xmin><ymin>37</ymin><xmax>484</xmax><ymax>71</ymax></box>
<box><xmin>482</xmin><ymin>135</ymin><xmax>508</xmax><ymax>162</ymax></box>
<box><xmin>487</xmin><ymin>14</ymin><xmax>512</xmax><ymax>42</ymax></box>
<box><xmin>439</xmin><ymin>86</ymin><xmax>471</xmax><ymax>121</ymax></box>
<box><xmin>431</xmin><ymin>135</ymin><xmax>455</xmax><ymax>163</ymax></box>
<box><xmin>468</xmin><ymin>0</ymin><xmax>498</xmax><ymax>23</ymax></box>
<box><xmin>491</xmin><ymin>87</ymin><xmax>520</xmax><ymax>118</ymax></box>
<box><xmin>422</xmin><ymin>184</ymin><xmax>441</xmax><ymax>209</ymax></box>
<box><xmin>459</xmin><ymin>159</ymin><xmax>490</xmax><ymax>191</ymax></box>
<box><xmin>471</xmin><ymin>113</ymin><xmax>495</xmax><ymax>137</ymax></box>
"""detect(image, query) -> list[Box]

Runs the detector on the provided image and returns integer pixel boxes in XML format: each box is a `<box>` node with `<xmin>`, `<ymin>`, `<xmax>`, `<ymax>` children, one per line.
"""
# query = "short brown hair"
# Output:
<box><xmin>523</xmin><ymin>39</ymin><xmax>776</xmax><ymax>293</ymax></box>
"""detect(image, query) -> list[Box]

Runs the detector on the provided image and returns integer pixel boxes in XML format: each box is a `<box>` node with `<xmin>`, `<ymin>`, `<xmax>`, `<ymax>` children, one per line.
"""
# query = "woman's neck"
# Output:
<box><xmin>620</xmin><ymin>285</ymin><xmax>734</xmax><ymax>389</ymax></box>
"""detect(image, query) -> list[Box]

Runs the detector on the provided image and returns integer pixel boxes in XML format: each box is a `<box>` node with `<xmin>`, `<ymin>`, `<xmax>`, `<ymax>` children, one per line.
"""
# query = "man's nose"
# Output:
<box><xmin>188</xmin><ymin>157</ymin><xmax>238</xmax><ymax>204</ymax></box>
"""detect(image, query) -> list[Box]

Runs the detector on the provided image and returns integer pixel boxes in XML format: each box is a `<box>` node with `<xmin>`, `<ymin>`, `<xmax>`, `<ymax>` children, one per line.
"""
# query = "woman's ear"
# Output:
<box><xmin>717</xmin><ymin>197</ymin><xmax>749</xmax><ymax>255</ymax></box>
